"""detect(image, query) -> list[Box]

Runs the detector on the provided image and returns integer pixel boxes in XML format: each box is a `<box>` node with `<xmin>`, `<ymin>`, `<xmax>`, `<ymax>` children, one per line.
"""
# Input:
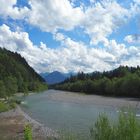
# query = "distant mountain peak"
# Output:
<box><xmin>40</xmin><ymin>71</ymin><xmax>66</xmax><ymax>85</ymax></box>
<box><xmin>51</xmin><ymin>71</ymin><xmax>62</xmax><ymax>74</ymax></box>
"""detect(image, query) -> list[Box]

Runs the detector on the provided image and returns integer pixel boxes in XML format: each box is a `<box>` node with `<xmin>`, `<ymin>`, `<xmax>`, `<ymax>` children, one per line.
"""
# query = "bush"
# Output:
<box><xmin>90</xmin><ymin>114</ymin><xmax>113</xmax><ymax>140</ymax></box>
<box><xmin>90</xmin><ymin>111</ymin><xmax>140</xmax><ymax>140</ymax></box>
<box><xmin>0</xmin><ymin>101</ymin><xmax>9</xmax><ymax>112</ymax></box>
<box><xmin>9</xmin><ymin>102</ymin><xmax>17</xmax><ymax>109</ymax></box>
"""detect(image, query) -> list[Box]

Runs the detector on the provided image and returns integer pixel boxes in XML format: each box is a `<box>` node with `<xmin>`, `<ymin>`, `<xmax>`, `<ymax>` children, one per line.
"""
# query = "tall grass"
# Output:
<box><xmin>90</xmin><ymin>111</ymin><xmax>140</xmax><ymax>140</ymax></box>
<box><xmin>24</xmin><ymin>124</ymin><xmax>32</xmax><ymax>140</ymax></box>
<box><xmin>90</xmin><ymin>114</ymin><xmax>113</xmax><ymax>140</ymax></box>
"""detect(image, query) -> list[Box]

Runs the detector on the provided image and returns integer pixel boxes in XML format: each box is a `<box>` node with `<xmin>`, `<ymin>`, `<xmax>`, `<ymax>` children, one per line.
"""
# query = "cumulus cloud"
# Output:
<box><xmin>0</xmin><ymin>24</ymin><xmax>140</xmax><ymax>73</ymax></box>
<box><xmin>28</xmin><ymin>0</ymin><xmax>84</xmax><ymax>32</ymax></box>
<box><xmin>0</xmin><ymin>0</ymin><xmax>29</xmax><ymax>19</ymax></box>
<box><xmin>26</xmin><ymin>0</ymin><xmax>139</xmax><ymax>45</ymax></box>
<box><xmin>0</xmin><ymin>24</ymin><xmax>32</xmax><ymax>51</ymax></box>
<box><xmin>1</xmin><ymin>0</ymin><xmax>140</xmax><ymax>46</ymax></box>
<box><xmin>53</xmin><ymin>33</ymin><xmax>65</xmax><ymax>41</ymax></box>
<box><xmin>27</xmin><ymin>0</ymin><xmax>134</xmax><ymax>45</ymax></box>
<box><xmin>0</xmin><ymin>1</ymin><xmax>140</xmax><ymax>73</ymax></box>
<box><xmin>124</xmin><ymin>34</ymin><xmax>140</xmax><ymax>44</ymax></box>
<box><xmin>83</xmin><ymin>1</ymin><xmax>131</xmax><ymax>45</ymax></box>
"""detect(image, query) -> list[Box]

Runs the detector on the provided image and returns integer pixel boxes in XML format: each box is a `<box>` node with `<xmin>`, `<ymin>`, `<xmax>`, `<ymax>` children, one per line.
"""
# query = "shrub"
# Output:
<box><xmin>9</xmin><ymin>102</ymin><xmax>17</xmax><ymax>109</ymax></box>
<box><xmin>90</xmin><ymin>111</ymin><xmax>140</xmax><ymax>140</ymax></box>
<box><xmin>24</xmin><ymin>124</ymin><xmax>32</xmax><ymax>140</ymax></box>
<box><xmin>90</xmin><ymin>114</ymin><xmax>113</xmax><ymax>140</ymax></box>
<box><xmin>0</xmin><ymin>101</ymin><xmax>9</xmax><ymax>112</ymax></box>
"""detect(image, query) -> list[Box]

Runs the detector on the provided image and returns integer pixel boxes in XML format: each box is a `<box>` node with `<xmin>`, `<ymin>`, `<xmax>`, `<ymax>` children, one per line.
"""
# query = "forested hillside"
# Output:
<box><xmin>53</xmin><ymin>66</ymin><xmax>140</xmax><ymax>97</ymax></box>
<box><xmin>0</xmin><ymin>48</ymin><xmax>47</xmax><ymax>98</ymax></box>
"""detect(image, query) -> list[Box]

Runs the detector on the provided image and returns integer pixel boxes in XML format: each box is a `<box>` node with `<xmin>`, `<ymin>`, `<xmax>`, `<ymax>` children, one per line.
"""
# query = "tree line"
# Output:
<box><xmin>53</xmin><ymin>66</ymin><xmax>140</xmax><ymax>97</ymax></box>
<box><xmin>0</xmin><ymin>48</ymin><xmax>47</xmax><ymax>98</ymax></box>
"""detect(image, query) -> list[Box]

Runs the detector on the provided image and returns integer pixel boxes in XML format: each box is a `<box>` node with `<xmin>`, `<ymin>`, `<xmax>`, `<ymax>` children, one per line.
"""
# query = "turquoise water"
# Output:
<box><xmin>20</xmin><ymin>90</ymin><xmax>139</xmax><ymax>138</ymax></box>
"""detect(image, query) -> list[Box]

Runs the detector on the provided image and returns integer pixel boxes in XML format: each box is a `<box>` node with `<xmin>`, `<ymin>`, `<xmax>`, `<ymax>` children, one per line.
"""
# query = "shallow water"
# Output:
<box><xmin>20</xmin><ymin>90</ymin><xmax>140</xmax><ymax>138</ymax></box>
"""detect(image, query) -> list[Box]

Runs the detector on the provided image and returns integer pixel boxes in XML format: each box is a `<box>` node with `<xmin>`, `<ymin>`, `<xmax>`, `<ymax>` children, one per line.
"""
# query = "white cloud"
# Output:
<box><xmin>124</xmin><ymin>34</ymin><xmax>140</xmax><ymax>44</ymax></box>
<box><xmin>53</xmin><ymin>33</ymin><xmax>65</xmax><ymax>41</ymax></box>
<box><xmin>26</xmin><ymin>0</ymin><xmax>137</xmax><ymax>46</ymax></box>
<box><xmin>133</xmin><ymin>0</ymin><xmax>140</xmax><ymax>4</ymax></box>
<box><xmin>28</xmin><ymin>0</ymin><xmax>84</xmax><ymax>32</ymax></box>
<box><xmin>0</xmin><ymin>24</ymin><xmax>32</xmax><ymax>51</ymax></box>
<box><xmin>0</xmin><ymin>0</ymin><xmax>29</xmax><ymax>19</ymax></box>
<box><xmin>83</xmin><ymin>1</ymin><xmax>131</xmax><ymax>45</ymax></box>
<box><xmin>1</xmin><ymin>0</ymin><xmax>139</xmax><ymax>46</ymax></box>
<box><xmin>0</xmin><ymin>0</ymin><xmax>140</xmax><ymax>73</ymax></box>
<box><xmin>0</xmin><ymin>24</ymin><xmax>140</xmax><ymax>73</ymax></box>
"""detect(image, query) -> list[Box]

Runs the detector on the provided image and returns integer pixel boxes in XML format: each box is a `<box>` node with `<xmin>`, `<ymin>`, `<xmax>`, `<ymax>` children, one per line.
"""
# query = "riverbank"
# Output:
<box><xmin>0</xmin><ymin>105</ymin><xmax>57</xmax><ymax>140</ymax></box>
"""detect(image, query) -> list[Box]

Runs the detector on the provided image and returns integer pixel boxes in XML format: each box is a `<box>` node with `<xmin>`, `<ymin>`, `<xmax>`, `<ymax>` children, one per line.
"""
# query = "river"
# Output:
<box><xmin>20</xmin><ymin>90</ymin><xmax>140</xmax><ymax>138</ymax></box>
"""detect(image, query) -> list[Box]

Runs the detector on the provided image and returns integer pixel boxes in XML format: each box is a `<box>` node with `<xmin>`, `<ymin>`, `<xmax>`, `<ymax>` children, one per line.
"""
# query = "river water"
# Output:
<box><xmin>20</xmin><ymin>90</ymin><xmax>140</xmax><ymax>138</ymax></box>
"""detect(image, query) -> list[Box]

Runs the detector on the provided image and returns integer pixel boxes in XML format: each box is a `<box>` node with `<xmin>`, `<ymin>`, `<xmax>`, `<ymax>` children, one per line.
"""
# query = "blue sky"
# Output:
<box><xmin>0</xmin><ymin>0</ymin><xmax>140</xmax><ymax>73</ymax></box>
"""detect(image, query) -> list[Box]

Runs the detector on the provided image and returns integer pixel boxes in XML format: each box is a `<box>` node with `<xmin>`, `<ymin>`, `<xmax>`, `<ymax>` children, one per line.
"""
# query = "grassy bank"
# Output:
<box><xmin>0</xmin><ymin>101</ymin><xmax>17</xmax><ymax>113</ymax></box>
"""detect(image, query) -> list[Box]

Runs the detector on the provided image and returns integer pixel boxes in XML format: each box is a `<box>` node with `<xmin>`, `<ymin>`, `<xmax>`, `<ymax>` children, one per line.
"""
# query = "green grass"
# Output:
<box><xmin>24</xmin><ymin>124</ymin><xmax>32</xmax><ymax>140</ymax></box>
<box><xmin>0</xmin><ymin>101</ymin><xmax>9</xmax><ymax>112</ymax></box>
<box><xmin>0</xmin><ymin>98</ymin><xmax>19</xmax><ymax>113</ymax></box>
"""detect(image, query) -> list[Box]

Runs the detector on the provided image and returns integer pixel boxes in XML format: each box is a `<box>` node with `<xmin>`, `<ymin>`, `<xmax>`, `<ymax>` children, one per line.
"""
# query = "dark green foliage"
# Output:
<box><xmin>4</xmin><ymin>76</ymin><xmax>18</xmax><ymax>96</ymax></box>
<box><xmin>53</xmin><ymin>66</ymin><xmax>140</xmax><ymax>97</ymax></box>
<box><xmin>0</xmin><ymin>80</ymin><xmax>6</xmax><ymax>98</ymax></box>
<box><xmin>0</xmin><ymin>48</ymin><xmax>47</xmax><ymax>98</ymax></box>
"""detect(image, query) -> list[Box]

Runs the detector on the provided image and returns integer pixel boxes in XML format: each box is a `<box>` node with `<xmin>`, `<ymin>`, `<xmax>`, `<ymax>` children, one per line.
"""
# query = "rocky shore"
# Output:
<box><xmin>0</xmin><ymin>106</ymin><xmax>58</xmax><ymax>140</ymax></box>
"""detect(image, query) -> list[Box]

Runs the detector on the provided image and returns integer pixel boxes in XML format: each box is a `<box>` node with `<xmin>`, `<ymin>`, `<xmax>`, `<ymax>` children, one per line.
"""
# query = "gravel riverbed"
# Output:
<box><xmin>0</xmin><ymin>106</ymin><xmax>58</xmax><ymax>140</ymax></box>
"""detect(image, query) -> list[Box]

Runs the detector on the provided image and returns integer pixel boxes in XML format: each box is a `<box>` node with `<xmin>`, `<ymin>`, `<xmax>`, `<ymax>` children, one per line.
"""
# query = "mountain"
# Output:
<box><xmin>40</xmin><ymin>72</ymin><xmax>50</xmax><ymax>78</ymax></box>
<box><xmin>0</xmin><ymin>48</ymin><xmax>47</xmax><ymax>98</ymax></box>
<box><xmin>41</xmin><ymin>71</ymin><xmax>68</xmax><ymax>85</ymax></box>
